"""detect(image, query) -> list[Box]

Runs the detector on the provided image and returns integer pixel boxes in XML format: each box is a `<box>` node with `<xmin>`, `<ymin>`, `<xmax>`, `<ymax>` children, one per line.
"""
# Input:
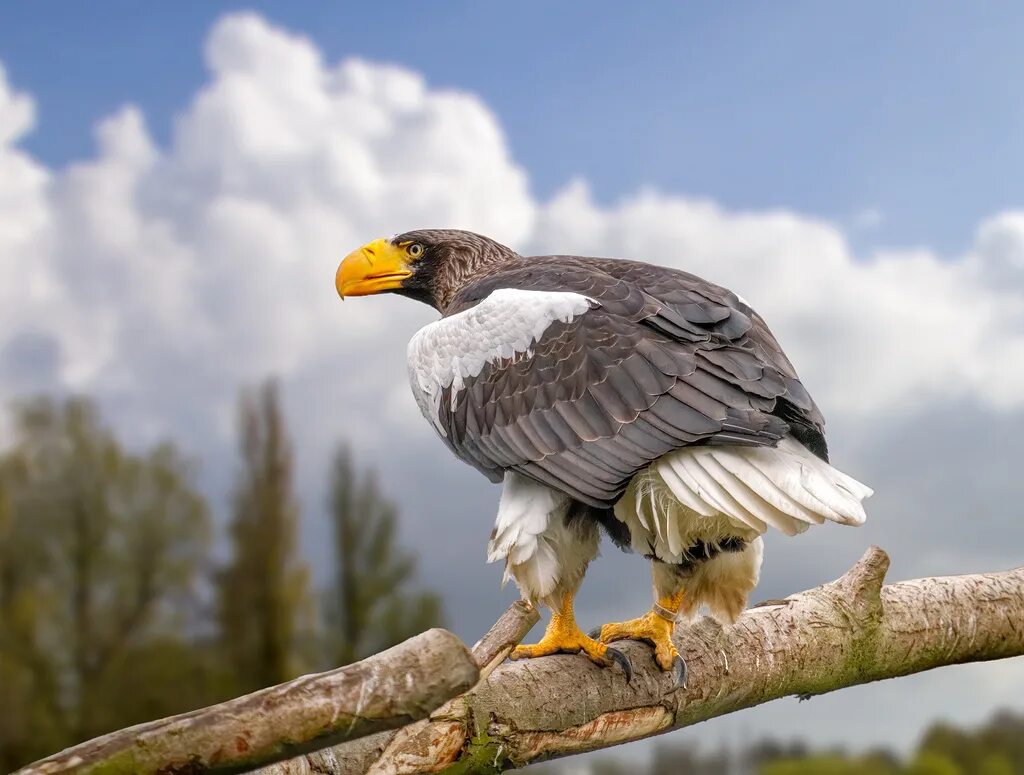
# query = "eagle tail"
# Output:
<box><xmin>653</xmin><ymin>437</ymin><xmax>872</xmax><ymax>536</ymax></box>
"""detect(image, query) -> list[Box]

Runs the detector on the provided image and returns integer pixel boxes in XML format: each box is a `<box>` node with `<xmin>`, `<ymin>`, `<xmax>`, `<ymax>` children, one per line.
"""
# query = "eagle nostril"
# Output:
<box><xmin>362</xmin><ymin>245</ymin><xmax>376</xmax><ymax>265</ymax></box>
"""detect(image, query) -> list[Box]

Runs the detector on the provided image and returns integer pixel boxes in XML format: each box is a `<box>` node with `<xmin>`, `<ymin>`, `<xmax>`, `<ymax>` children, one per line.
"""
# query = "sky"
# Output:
<box><xmin>1</xmin><ymin>2</ymin><xmax>1023</xmax><ymax>765</ymax></box>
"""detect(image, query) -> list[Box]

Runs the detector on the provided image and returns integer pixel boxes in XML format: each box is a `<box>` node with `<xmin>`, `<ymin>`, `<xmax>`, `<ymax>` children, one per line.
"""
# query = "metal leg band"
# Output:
<box><xmin>653</xmin><ymin>602</ymin><xmax>678</xmax><ymax>622</ymax></box>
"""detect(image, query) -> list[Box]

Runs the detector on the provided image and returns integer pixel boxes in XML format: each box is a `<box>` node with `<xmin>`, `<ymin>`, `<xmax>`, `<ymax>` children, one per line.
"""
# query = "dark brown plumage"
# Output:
<box><xmin>393</xmin><ymin>230</ymin><xmax>826</xmax><ymax>507</ymax></box>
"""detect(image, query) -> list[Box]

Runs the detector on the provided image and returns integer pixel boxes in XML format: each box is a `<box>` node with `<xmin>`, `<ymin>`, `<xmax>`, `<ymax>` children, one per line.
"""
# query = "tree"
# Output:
<box><xmin>324</xmin><ymin>445</ymin><xmax>443</xmax><ymax>666</ymax></box>
<box><xmin>977</xmin><ymin>754</ymin><xmax>1015</xmax><ymax>775</ymax></box>
<box><xmin>917</xmin><ymin>711</ymin><xmax>1024</xmax><ymax>774</ymax></box>
<box><xmin>761</xmin><ymin>755</ymin><xmax>897</xmax><ymax>775</ymax></box>
<box><xmin>0</xmin><ymin>396</ymin><xmax>212</xmax><ymax>771</ymax></box>
<box><xmin>216</xmin><ymin>380</ymin><xmax>312</xmax><ymax>693</ymax></box>
<box><xmin>905</xmin><ymin>752</ymin><xmax>963</xmax><ymax>775</ymax></box>
<box><xmin>0</xmin><ymin>449</ymin><xmax>65</xmax><ymax>770</ymax></box>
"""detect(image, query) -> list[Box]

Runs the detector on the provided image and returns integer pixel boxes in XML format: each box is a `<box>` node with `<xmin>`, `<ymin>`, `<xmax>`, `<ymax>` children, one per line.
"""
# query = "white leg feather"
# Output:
<box><xmin>488</xmin><ymin>471</ymin><xmax>597</xmax><ymax>605</ymax></box>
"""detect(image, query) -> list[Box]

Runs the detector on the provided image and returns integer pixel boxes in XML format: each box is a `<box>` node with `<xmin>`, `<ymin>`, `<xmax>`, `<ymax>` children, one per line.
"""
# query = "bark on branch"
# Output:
<box><xmin>17</xmin><ymin>629</ymin><xmax>479</xmax><ymax>775</ymax></box>
<box><xmin>263</xmin><ymin>546</ymin><xmax>1024</xmax><ymax>774</ymax></box>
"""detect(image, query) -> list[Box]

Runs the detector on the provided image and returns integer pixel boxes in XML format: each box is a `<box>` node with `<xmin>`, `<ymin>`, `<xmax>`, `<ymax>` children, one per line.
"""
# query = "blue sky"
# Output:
<box><xmin>2</xmin><ymin>1</ymin><xmax>1022</xmax><ymax>253</ymax></box>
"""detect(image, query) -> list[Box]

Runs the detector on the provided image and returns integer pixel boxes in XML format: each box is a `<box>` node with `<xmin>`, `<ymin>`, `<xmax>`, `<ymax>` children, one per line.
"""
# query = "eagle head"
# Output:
<box><xmin>336</xmin><ymin>228</ymin><xmax>517</xmax><ymax>310</ymax></box>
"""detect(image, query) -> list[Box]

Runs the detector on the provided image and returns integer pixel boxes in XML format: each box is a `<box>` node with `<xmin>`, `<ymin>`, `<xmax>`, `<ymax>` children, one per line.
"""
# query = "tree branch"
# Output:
<box><xmin>18</xmin><ymin>549</ymin><xmax>1024</xmax><ymax>775</ymax></box>
<box><xmin>266</xmin><ymin>601</ymin><xmax>542</xmax><ymax>775</ymax></box>
<box><xmin>17</xmin><ymin>629</ymin><xmax>479</xmax><ymax>775</ymax></box>
<box><xmin>264</xmin><ymin>546</ymin><xmax>1024</xmax><ymax>774</ymax></box>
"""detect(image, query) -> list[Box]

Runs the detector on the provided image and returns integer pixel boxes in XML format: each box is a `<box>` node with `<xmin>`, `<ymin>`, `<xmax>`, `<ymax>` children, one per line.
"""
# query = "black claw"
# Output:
<box><xmin>588</xmin><ymin>626</ymin><xmax>603</xmax><ymax>641</ymax></box>
<box><xmin>672</xmin><ymin>655</ymin><xmax>688</xmax><ymax>690</ymax></box>
<box><xmin>607</xmin><ymin>646</ymin><xmax>632</xmax><ymax>683</ymax></box>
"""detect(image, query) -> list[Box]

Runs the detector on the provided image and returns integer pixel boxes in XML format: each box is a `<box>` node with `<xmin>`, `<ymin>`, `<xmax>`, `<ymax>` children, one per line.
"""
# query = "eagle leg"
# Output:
<box><xmin>593</xmin><ymin>584</ymin><xmax>688</xmax><ymax>688</ymax></box>
<box><xmin>511</xmin><ymin>591</ymin><xmax>631</xmax><ymax>679</ymax></box>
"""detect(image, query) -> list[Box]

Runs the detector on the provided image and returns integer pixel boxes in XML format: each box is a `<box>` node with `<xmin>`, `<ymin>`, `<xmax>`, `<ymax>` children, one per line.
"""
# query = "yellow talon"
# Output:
<box><xmin>597</xmin><ymin>589</ymin><xmax>686</xmax><ymax>673</ymax></box>
<box><xmin>511</xmin><ymin>591</ymin><xmax>611</xmax><ymax>664</ymax></box>
<box><xmin>597</xmin><ymin>610</ymin><xmax>679</xmax><ymax>670</ymax></box>
<box><xmin>511</xmin><ymin>628</ymin><xmax>611</xmax><ymax>664</ymax></box>
<box><xmin>511</xmin><ymin>592</ymin><xmax>631</xmax><ymax>678</ymax></box>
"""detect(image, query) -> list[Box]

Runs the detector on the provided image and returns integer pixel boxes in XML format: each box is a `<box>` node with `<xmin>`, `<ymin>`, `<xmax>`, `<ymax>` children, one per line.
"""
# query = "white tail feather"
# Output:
<box><xmin>677</xmin><ymin>454</ymin><xmax>769</xmax><ymax>532</ymax></box>
<box><xmin>712</xmin><ymin>453</ymin><xmax>825</xmax><ymax>525</ymax></box>
<box><xmin>698</xmin><ymin>454</ymin><xmax>807</xmax><ymax>536</ymax></box>
<box><xmin>657</xmin><ymin>458</ymin><xmax>718</xmax><ymax>517</ymax></box>
<box><xmin>660</xmin><ymin>438</ymin><xmax>870</xmax><ymax>529</ymax></box>
<box><xmin>615</xmin><ymin>438</ymin><xmax>871</xmax><ymax>563</ymax></box>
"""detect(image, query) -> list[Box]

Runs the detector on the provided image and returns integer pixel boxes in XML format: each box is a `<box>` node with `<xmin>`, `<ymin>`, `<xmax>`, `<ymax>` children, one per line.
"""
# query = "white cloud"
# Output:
<box><xmin>975</xmin><ymin>211</ymin><xmax>1024</xmax><ymax>289</ymax></box>
<box><xmin>0</xmin><ymin>65</ymin><xmax>49</xmax><ymax>278</ymax></box>
<box><xmin>0</xmin><ymin>11</ymin><xmax>1023</xmax><ymax>754</ymax></box>
<box><xmin>0</xmin><ymin>12</ymin><xmax>536</xmax><ymax>454</ymax></box>
<box><xmin>0</xmin><ymin>63</ymin><xmax>35</xmax><ymax>146</ymax></box>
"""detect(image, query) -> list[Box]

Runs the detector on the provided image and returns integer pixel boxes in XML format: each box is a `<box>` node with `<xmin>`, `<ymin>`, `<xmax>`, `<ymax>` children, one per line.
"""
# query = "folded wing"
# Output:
<box><xmin>408</xmin><ymin>257</ymin><xmax>826</xmax><ymax>509</ymax></box>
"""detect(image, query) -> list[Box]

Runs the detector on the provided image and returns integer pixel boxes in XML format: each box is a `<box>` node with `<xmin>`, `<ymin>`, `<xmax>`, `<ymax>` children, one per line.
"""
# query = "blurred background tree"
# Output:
<box><xmin>914</xmin><ymin>710</ymin><xmax>1024</xmax><ymax>774</ymax></box>
<box><xmin>0</xmin><ymin>383</ymin><xmax>445</xmax><ymax>771</ymax></box>
<box><xmin>0</xmin><ymin>397</ymin><xmax>213</xmax><ymax>771</ymax></box>
<box><xmin>215</xmin><ymin>380</ymin><xmax>313</xmax><ymax>694</ymax></box>
<box><xmin>523</xmin><ymin>711</ymin><xmax>1024</xmax><ymax>774</ymax></box>
<box><xmin>323</xmin><ymin>445</ymin><xmax>444</xmax><ymax>666</ymax></box>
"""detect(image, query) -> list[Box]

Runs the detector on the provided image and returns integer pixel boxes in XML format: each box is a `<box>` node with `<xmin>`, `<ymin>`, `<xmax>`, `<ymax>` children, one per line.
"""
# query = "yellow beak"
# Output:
<box><xmin>336</xmin><ymin>238</ymin><xmax>414</xmax><ymax>298</ymax></box>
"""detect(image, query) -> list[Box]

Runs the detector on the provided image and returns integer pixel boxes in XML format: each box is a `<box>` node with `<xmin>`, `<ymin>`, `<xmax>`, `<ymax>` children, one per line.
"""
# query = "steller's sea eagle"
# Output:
<box><xmin>336</xmin><ymin>229</ymin><xmax>871</xmax><ymax>684</ymax></box>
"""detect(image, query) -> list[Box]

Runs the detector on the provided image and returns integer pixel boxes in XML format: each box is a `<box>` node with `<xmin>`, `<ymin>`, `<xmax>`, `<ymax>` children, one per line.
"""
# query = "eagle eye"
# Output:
<box><xmin>407</xmin><ymin>243</ymin><xmax>425</xmax><ymax>258</ymax></box>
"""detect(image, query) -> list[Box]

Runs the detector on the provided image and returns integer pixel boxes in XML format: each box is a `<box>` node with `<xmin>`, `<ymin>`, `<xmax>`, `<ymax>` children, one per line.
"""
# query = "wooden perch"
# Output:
<box><xmin>261</xmin><ymin>547</ymin><xmax>1024</xmax><ymax>774</ymax></box>
<box><xmin>16</xmin><ymin>629</ymin><xmax>479</xmax><ymax>775</ymax></box>
<box><xmin>18</xmin><ymin>549</ymin><xmax>1024</xmax><ymax>775</ymax></box>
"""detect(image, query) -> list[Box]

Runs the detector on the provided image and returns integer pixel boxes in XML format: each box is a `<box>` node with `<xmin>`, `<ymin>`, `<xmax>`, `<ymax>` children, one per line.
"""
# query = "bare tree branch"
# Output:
<box><xmin>18</xmin><ymin>549</ymin><xmax>1024</xmax><ymax>775</ymax></box>
<box><xmin>249</xmin><ymin>602</ymin><xmax>539</xmax><ymax>775</ymax></box>
<box><xmin>16</xmin><ymin>629</ymin><xmax>479</xmax><ymax>775</ymax></box>
<box><xmin>468</xmin><ymin>600</ymin><xmax>540</xmax><ymax>678</ymax></box>
<box><xmin>362</xmin><ymin>600</ymin><xmax>541</xmax><ymax>775</ymax></box>
<box><xmin>265</xmin><ymin>546</ymin><xmax>1024</xmax><ymax>774</ymax></box>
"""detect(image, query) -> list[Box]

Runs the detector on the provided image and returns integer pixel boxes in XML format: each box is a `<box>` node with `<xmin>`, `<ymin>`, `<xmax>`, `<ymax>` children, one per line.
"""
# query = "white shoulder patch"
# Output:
<box><xmin>407</xmin><ymin>288</ymin><xmax>593</xmax><ymax>432</ymax></box>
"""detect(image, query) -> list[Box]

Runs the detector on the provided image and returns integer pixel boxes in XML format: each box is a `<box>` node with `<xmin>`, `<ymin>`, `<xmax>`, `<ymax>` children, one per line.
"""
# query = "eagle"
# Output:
<box><xmin>336</xmin><ymin>229</ymin><xmax>871</xmax><ymax>684</ymax></box>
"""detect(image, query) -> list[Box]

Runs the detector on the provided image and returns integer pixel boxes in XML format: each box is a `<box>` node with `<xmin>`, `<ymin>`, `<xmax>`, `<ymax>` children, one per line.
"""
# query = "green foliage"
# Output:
<box><xmin>0</xmin><ymin>397</ymin><xmax>213</xmax><ymax>771</ymax></box>
<box><xmin>762</xmin><ymin>754</ymin><xmax>901</xmax><ymax>775</ymax></box>
<box><xmin>215</xmin><ymin>380</ymin><xmax>313</xmax><ymax>693</ymax></box>
<box><xmin>0</xmin><ymin>386</ymin><xmax>440</xmax><ymax>771</ymax></box>
<box><xmin>976</xmin><ymin>753</ymin><xmax>1015</xmax><ymax>775</ymax></box>
<box><xmin>528</xmin><ymin>711</ymin><xmax>1024</xmax><ymax>775</ymax></box>
<box><xmin>751</xmin><ymin>722</ymin><xmax>1024</xmax><ymax>775</ymax></box>
<box><xmin>905</xmin><ymin>751</ymin><xmax>963</xmax><ymax>775</ymax></box>
<box><xmin>324</xmin><ymin>445</ymin><xmax>444</xmax><ymax>666</ymax></box>
<box><xmin>917</xmin><ymin>711</ymin><xmax>1024</xmax><ymax>774</ymax></box>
